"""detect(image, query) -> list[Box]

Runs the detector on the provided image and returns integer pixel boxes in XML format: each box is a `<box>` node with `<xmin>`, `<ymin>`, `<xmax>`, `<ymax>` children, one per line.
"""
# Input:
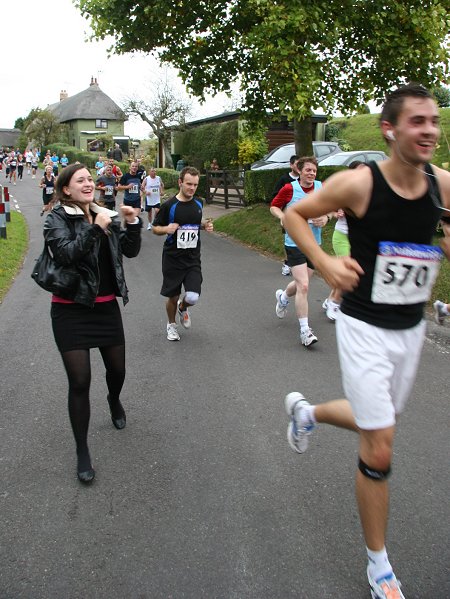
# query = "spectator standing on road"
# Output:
<box><xmin>281</xmin><ymin>83</ymin><xmax>450</xmax><ymax>599</ymax></box>
<box><xmin>43</xmin><ymin>163</ymin><xmax>142</xmax><ymax>484</ymax></box>
<box><xmin>141</xmin><ymin>167</ymin><xmax>164</xmax><ymax>230</ymax></box>
<box><xmin>271</xmin><ymin>154</ymin><xmax>299</xmax><ymax>276</ymax></box>
<box><xmin>271</xmin><ymin>156</ymin><xmax>329</xmax><ymax>347</ymax></box>
<box><xmin>112</xmin><ymin>143</ymin><xmax>123</xmax><ymax>162</ymax></box>
<box><xmin>152</xmin><ymin>166</ymin><xmax>214</xmax><ymax>341</ymax></box>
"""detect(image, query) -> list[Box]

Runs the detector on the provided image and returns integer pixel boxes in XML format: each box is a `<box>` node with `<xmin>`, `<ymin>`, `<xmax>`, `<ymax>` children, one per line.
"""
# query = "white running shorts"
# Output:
<box><xmin>336</xmin><ymin>312</ymin><xmax>426</xmax><ymax>430</ymax></box>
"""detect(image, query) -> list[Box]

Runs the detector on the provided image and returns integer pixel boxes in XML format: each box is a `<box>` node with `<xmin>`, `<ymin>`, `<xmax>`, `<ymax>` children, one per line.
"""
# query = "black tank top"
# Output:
<box><xmin>341</xmin><ymin>162</ymin><xmax>442</xmax><ymax>329</ymax></box>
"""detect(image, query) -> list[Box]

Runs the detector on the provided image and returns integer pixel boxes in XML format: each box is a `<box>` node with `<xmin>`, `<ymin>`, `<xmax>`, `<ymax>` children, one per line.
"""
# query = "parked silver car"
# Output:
<box><xmin>318</xmin><ymin>150</ymin><xmax>387</xmax><ymax>167</ymax></box>
<box><xmin>250</xmin><ymin>142</ymin><xmax>341</xmax><ymax>170</ymax></box>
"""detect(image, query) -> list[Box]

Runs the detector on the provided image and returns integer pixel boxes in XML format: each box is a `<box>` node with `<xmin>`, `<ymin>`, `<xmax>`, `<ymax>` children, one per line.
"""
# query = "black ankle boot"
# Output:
<box><xmin>107</xmin><ymin>394</ymin><xmax>126</xmax><ymax>430</ymax></box>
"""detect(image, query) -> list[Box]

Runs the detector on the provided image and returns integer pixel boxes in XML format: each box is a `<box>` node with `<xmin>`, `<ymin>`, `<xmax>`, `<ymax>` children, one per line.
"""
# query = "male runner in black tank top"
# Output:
<box><xmin>280</xmin><ymin>84</ymin><xmax>450</xmax><ymax>599</ymax></box>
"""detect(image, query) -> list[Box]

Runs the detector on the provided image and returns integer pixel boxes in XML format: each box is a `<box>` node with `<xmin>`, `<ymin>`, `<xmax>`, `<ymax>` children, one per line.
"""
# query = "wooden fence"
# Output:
<box><xmin>205</xmin><ymin>169</ymin><xmax>246</xmax><ymax>208</ymax></box>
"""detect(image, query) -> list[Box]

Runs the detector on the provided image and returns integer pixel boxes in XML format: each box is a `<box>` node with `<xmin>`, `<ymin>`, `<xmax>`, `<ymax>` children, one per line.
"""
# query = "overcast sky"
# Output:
<box><xmin>0</xmin><ymin>0</ymin><xmax>232</xmax><ymax>138</ymax></box>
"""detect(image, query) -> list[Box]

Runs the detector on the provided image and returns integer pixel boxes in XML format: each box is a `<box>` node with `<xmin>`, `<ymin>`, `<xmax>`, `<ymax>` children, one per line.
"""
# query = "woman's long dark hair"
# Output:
<box><xmin>54</xmin><ymin>163</ymin><xmax>88</xmax><ymax>204</ymax></box>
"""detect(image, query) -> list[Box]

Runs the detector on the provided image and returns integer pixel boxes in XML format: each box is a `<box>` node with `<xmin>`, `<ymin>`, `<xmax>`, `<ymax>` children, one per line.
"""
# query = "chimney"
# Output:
<box><xmin>94</xmin><ymin>77</ymin><xmax>98</xmax><ymax>85</ymax></box>
<box><xmin>60</xmin><ymin>90</ymin><xmax>68</xmax><ymax>101</ymax></box>
<box><xmin>90</xmin><ymin>76</ymin><xmax>95</xmax><ymax>86</ymax></box>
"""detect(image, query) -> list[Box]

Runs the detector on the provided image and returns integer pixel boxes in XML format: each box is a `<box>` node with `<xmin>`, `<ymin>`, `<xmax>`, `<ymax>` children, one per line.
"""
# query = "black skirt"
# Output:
<box><xmin>51</xmin><ymin>299</ymin><xmax>125</xmax><ymax>353</ymax></box>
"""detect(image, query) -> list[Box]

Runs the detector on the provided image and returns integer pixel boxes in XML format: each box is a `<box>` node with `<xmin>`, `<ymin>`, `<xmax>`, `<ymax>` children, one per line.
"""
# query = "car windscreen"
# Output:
<box><xmin>266</xmin><ymin>145</ymin><xmax>295</xmax><ymax>163</ymax></box>
<box><xmin>319</xmin><ymin>153</ymin><xmax>351</xmax><ymax>166</ymax></box>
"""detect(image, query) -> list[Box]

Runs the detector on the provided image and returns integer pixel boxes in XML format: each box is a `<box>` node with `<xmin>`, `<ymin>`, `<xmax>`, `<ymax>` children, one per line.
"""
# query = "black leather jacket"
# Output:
<box><xmin>43</xmin><ymin>204</ymin><xmax>141</xmax><ymax>307</ymax></box>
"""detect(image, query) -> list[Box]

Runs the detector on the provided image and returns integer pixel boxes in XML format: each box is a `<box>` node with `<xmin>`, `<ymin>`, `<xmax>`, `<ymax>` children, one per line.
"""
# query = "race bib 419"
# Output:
<box><xmin>177</xmin><ymin>225</ymin><xmax>199</xmax><ymax>249</ymax></box>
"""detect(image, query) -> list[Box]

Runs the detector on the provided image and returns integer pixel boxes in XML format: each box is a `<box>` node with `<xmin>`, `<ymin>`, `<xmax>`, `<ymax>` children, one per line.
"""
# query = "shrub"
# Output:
<box><xmin>237</xmin><ymin>130</ymin><xmax>269</xmax><ymax>166</ymax></box>
<box><xmin>244</xmin><ymin>166</ymin><xmax>344</xmax><ymax>204</ymax></box>
<box><xmin>174</xmin><ymin>120</ymin><xmax>239</xmax><ymax>171</ymax></box>
<box><xmin>156</xmin><ymin>168</ymin><xmax>179</xmax><ymax>189</ymax></box>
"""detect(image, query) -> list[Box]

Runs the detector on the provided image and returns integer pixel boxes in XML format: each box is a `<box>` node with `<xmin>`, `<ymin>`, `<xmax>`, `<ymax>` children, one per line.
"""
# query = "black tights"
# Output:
<box><xmin>61</xmin><ymin>345</ymin><xmax>125</xmax><ymax>470</ymax></box>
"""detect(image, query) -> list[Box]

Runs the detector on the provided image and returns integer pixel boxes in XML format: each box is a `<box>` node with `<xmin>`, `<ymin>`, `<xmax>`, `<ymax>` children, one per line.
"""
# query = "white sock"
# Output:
<box><xmin>280</xmin><ymin>291</ymin><xmax>289</xmax><ymax>305</ymax></box>
<box><xmin>299</xmin><ymin>317</ymin><xmax>309</xmax><ymax>332</ymax></box>
<box><xmin>296</xmin><ymin>403</ymin><xmax>316</xmax><ymax>427</ymax></box>
<box><xmin>367</xmin><ymin>547</ymin><xmax>393</xmax><ymax>582</ymax></box>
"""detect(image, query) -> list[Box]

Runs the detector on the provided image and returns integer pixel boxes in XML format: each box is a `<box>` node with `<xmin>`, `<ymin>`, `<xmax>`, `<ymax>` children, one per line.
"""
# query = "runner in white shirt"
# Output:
<box><xmin>141</xmin><ymin>167</ymin><xmax>164</xmax><ymax>231</ymax></box>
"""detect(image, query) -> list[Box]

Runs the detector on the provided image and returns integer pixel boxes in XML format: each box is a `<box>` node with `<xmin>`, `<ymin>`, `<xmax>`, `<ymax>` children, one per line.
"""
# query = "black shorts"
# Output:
<box><xmin>124</xmin><ymin>198</ymin><xmax>141</xmax><ymax>209</ymax></box>
<box><xmin>145</xmin><ymin>203</ymin><xmax>160</xmax><ymax>212</ymax></box>
<box><xmin>285</xmin><ymin>245</ymin><xmax>315</xmax><ymax>270</ymax></box>
<box><xmin>160</xmin><ymin>252</ymin><xmax>203</xmax><ymax>298</ymax></box>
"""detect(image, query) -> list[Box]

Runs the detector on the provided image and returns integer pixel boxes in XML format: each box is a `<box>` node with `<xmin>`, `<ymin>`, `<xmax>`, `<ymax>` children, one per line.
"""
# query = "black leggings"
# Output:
<box><xmin>61</xmin><ymin>345</ymin><xmax>125</xmax><ymax>460</ymax></box>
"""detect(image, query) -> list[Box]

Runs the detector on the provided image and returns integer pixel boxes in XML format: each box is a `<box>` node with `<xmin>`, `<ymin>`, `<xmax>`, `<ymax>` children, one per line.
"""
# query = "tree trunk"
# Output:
<box><xmin>293</xmin><ymin>116</ymin><xmax>313</xmax><ymax>157</ymax></box>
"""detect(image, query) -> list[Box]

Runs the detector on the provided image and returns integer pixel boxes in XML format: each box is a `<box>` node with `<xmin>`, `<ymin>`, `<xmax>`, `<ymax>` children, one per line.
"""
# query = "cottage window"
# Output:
<box><xmin>95</xmin><ymin>119</ymin><xmax>107</xmax><ymax>129</ymax></box>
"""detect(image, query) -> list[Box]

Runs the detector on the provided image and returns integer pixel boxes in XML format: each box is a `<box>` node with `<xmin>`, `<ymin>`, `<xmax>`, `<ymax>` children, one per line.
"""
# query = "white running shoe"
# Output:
<box><xmin>166</xmin><ymin>322</ymin><xmax>180</xmax><ymax>341</ymax></box>
<box><xmin>281</xmin><ymin>263</ymin><xmax>291</xmax><ymax>276</ymax></box>
<box><xmin>322</xmin><ymin>298</ymin><xmax>329</xmax><ymax>311</ymax></box>
<box><xmin>433</xmin><ymin>300</ymin><xmax>447</xmax><ymax>325</ymax></box>
<box><xmin>275</xmin><ymin>289</ymin><xmax>288</xmax><ymax>318</ymax></box>
<box><xmin>326</xmin><ymin>301</ymin><xmax>340</xmax><ymax>321</ymax></box>
<box><xmin>177</xmin><ymin>300</ymin><xmax>191</xmax><ymax>329</ymax></box>
<box><xmin>147</xmin><ymin>223</ymin><xmax>152</xmax><ymax>230</ymax></box>
<box><xmin>367</xmin><ymin>568</ymin><xmax>405</xmax><ymax>599</ymax></box>
<box><xmin>300</xmin><ymin>327</ymin><xmax>318</xmax><ymax>347</ymax></box>
<box><xmin>284</xmin><ymin>392</ymin><xmax>315</xmax><ymax>454</ymax></box>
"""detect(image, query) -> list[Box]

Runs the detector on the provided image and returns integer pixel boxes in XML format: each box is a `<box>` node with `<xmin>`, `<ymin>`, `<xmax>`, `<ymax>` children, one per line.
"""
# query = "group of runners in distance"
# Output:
<box><xmin>26</xmin><ymin>82</ymin><xmax>450</xmax><ymax>599</ymax></box>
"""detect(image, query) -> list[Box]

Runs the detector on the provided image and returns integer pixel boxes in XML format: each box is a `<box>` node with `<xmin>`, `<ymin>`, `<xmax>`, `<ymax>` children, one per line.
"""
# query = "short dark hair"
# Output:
<box><xmin>289</xmin><ymin>154</ymin><xmax>299</xmax><ymax>165</ymax></box>
<box><xmin>179</xmin><ymin>166</ymin><xmax>200</xmax><ymax>181</ymax></box>
<box><xmin>348</xmin><ymin>160</ymin><xmax>365</xmax><ymax>170</ymax></box>
<box><xmin>296</xmin><ymin>156</ymin><xmax>318</xmax><ymax>171</ymax></box>
<box><xmin>380</xmin><ymin>83</ymin><xmax>434</xmax><ymax>125</ymax></box>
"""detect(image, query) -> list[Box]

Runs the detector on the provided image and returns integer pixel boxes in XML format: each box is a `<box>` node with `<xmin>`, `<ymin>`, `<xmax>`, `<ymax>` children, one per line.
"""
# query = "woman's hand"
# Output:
<box><xmin>120</xmin><ymin>205</ymin><xmax>138</xmax><ymax>224</ymax></box>
<box><xmin>95</xmin><ymin>212</ymin><xmax>112</xmax><ymax>231</ymax></box>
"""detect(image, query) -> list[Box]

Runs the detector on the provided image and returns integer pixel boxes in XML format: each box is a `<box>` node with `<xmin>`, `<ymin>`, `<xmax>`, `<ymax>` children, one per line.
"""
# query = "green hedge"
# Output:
<box><xmin>244</xmin><ymin>166</ymin><xmax>345</xmax><ymax>205</ymax></box>
<box><xmin>175</xmin><ymin>121</ymin><xmax>239</xmax><ymax>171</ymax></box>
<box><xmin>156</xmin><ymin>168</ymin><xmax>179</xmax><ymax>189</ymax></box>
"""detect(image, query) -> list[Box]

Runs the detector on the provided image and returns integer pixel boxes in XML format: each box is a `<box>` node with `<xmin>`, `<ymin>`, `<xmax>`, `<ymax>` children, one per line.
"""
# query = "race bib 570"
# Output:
<box><xmin>372</xmin><ymin>242</ymin><xmax>443</xmax><ymax>305</ymax></box>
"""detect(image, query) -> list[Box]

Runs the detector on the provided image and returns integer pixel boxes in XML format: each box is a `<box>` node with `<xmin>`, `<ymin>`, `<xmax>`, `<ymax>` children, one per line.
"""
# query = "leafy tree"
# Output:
<box><xmin>432</xmin><ymin>85</ymin><xmax>450</xmax><ymax>107</ymax></box>
<box><xmin>18</xmin><ymin>108</ymin><xmax>69</xmax><ymax>148</ymax></box>
<box><xmin>14</xmin><ymin>117</ymin><xmax>25</xmax><ymax>130</ymax></box>
<box><xmin>122</xmin><ymin>77</ymin><xmax>192</xmax><ymax>168</ymax></box>
<box><xmin>77</xmin><ymin>0</ymin><xmax>450</xmax><ymax>155</ymax></box>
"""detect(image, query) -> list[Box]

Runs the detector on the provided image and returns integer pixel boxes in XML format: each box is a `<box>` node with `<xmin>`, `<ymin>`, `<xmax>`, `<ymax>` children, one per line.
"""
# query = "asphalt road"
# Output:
<box><xmin>0</xmin><ymin>170</ymin><xmax>449</xmax><ymax>599</ymax></box>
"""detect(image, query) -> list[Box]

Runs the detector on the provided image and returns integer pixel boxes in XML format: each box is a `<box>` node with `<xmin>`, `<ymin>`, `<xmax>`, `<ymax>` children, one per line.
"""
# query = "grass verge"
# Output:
<box><xmin>0</xmin><ymin>211</ymin><xmax>29</xmax><ymax>303</ymax></box>
<box><xmin>213</xmin><ymin>203</ymin><xmax>450</xmax><ymax>307</ymax></box>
